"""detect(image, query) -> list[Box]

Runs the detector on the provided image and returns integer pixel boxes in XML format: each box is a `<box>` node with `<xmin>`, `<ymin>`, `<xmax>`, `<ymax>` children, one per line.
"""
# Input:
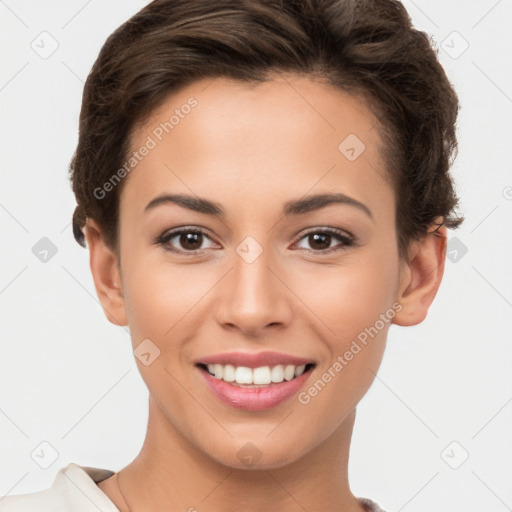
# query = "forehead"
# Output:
<box><xmin>122</xmin><ymin>74</ymin><xmax>392</xmax><ymax>219</ymax></box>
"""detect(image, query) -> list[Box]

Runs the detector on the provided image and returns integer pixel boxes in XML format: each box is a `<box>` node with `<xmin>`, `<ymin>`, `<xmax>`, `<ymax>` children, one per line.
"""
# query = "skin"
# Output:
<box><xmin>86</xmin><ymin>73</ymin><xmax>447</xmax><ymax>512</ymax></box>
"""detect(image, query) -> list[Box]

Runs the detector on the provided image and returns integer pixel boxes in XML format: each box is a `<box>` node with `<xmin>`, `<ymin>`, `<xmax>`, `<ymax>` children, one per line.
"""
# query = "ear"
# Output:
<box><xmin>83</xmin><ymin>218</ymin><xmax>128</xmax><ymax>326</ymax></box>
<box><xmin>393</xmin><ymin>218</ymin><xmax>447</xmax><ymax>326</ymax></box>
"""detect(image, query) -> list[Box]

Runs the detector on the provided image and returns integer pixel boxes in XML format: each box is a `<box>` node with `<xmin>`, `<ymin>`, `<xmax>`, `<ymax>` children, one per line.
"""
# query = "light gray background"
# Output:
<box><xmin>1</xmin><ymin>1</ymin><xmax>511</xmax><ymax>511</ymax></box>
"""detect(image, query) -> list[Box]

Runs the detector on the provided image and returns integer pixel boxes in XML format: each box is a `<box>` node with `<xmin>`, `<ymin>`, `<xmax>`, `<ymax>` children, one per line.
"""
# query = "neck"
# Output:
<box><xmin>117</xmin><ymin>396</ymin><xmax>364</xmax><ymax>512</ymax></box>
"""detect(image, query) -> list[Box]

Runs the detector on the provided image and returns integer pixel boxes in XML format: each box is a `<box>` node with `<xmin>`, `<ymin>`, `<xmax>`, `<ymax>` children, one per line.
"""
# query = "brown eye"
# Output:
<box><xmin>156</xmin><ymin>228</ymin><xmax>217</xmax><ymax>253</ymax></box>
<box><xmin>294</xmin><ymin>228</ymin><xmax>354</xmax><ymax>253</ymax></box>
<box><xmin>179</xmin><ymin>232</ymin><xmax>203</xmax><ymax>251</ymax></box>
<box><xmin>307</xmin><ymin>233</ymin><xmax>332</xmax><ymax>251</ymax></box>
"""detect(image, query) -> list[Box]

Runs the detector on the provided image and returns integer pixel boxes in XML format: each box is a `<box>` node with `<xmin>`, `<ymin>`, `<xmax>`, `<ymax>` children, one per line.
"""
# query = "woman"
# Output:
<box><xmin>1</xmin><ymin>0</ymin><xmax>462</xmax><ymax>510</ymax></box>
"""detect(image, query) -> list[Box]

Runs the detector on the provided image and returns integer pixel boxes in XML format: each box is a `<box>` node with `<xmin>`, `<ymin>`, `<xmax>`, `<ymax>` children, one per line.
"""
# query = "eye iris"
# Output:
<box><xmin>309</xmin><ymin>233</ymin><xmax>331</xmax><ymax>250</ymax></box>
<box><xmin>180</xmin><ymin>232</ymin><xmax>202</xmax><ymax>250</ymax></box>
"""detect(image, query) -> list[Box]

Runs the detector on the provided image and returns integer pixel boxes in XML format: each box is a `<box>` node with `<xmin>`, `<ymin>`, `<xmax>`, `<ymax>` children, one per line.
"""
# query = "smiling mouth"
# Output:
<box><xmin>196</xmin><ymin>362</ymin><xmax>316</xmax><ymax>387</ymax></box>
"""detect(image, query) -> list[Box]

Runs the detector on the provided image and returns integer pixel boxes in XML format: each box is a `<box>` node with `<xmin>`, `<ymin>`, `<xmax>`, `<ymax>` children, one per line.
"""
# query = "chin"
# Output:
<box><xmin>200</xmin><ymin>435</ymin><xmax>311</xmax><ymax>471</ymax></box>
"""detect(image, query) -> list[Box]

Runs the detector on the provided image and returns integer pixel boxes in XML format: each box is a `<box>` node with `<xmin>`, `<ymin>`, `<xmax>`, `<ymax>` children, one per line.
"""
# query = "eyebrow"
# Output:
<box><xmin>144</xmin><ymin>192</ymin><xmax>373</xmax><ymax>220</ymax></box>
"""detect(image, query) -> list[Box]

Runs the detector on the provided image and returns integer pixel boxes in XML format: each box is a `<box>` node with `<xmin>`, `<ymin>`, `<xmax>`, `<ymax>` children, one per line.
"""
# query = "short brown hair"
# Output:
<box><xmin>69</xmin><ymin>0</ymin><xmax>463</xmax><ymax>257</ymax></box>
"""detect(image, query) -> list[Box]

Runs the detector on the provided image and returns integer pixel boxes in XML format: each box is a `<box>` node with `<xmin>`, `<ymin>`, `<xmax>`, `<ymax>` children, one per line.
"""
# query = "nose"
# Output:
<box><xmin>213</xmin><ymin>246</ymin><xmax>293</xmax><ymax>338</ymax></box>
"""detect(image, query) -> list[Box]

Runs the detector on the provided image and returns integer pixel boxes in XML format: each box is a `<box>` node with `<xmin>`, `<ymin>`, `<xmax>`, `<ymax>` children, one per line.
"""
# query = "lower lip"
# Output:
<box><xmin>197</xmin><ymin>366</ymin><xmax>313</xmax><ymax>411</ymax></box>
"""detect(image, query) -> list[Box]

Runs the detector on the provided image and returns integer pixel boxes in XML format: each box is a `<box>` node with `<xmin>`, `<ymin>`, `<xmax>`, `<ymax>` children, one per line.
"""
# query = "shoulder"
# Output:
<box><xmin>359</xmin><ymin>497</ymin><xmax>389</xmax><ymax>512</ymax></box>
<box><xmin>0</xmin><ymin>463</ymin><xmax>119</xmax><ymax>512</ymax></box>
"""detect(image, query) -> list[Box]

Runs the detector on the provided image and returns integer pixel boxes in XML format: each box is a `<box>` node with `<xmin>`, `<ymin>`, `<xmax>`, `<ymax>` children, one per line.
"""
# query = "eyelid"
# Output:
<box><xmin>294</xmin><ymin>226</ymin><xmax>353</xmax><ymax>242</ymax></box>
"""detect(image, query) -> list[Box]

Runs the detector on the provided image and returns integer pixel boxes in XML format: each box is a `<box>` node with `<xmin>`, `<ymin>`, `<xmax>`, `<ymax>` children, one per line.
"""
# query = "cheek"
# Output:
<box><xmin>304</xmin><ymin>251</ymin><xmax>399</xmax><ymax>344</ymax></box>
<box><xmin>294</xmin><ymin>261</ymin><xmax>398</xmax><ymax>434</ymax></box>
<box><xmin>120</xmin><ymin>260</ymin><xmax>213</xmax><ymax>404</ymax></box>
<box><xmin>296</xmin><ymin>245</ymin><xmax>400</xmax><ymax>396</ymax></box>
<box><xmin>121</xmin><ymin>251</ymin><xmax>215</xmax><ymax>347</ymax></box>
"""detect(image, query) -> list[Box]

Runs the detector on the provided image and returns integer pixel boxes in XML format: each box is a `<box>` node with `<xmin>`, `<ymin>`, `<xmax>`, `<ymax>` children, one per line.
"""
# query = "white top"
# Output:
<box><xmin>0</xmin><ymin>463</ymin><xmax>119</xmax><ymax>512</ymax></box>
<box><xmin>0</xmin><ymin>463</ymin><xmax>387</xmax><ymax>511</ymax></box>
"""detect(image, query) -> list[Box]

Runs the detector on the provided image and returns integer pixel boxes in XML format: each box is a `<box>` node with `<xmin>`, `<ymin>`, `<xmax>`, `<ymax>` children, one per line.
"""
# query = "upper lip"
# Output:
<box><xmin>195</xmin><ymin>351</ymin><xmax>315</xmax><ymax>368</ymax></box>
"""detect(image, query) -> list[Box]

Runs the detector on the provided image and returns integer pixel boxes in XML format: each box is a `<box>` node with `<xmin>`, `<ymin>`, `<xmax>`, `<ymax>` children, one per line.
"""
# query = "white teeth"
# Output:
<box><xmin>235</xmin><ymin>366</ymin><xmax>253</xmax><ymax>384</ymax></box>
<box><xmin>253</xmin><ymin>366</ymin><xmax>272</xmax><ymax>385</ymax></box>
<box><xmin>223</xmin><ymin>364</ymin><xmax>236</xmax><ymax>382</ymax></box>
<box><xmin>213</xmin><ymin>364</ymin><xmax>224</xmax><ymax>380</ymax></box>
<box><xmin>271</xmin><ymin>365</ymin><xmax>284</xmax><ymax>383</ymax></box>
<box><xmin>284</xmin><ymin>365</ymin><xmax>295</xmax><ymax>381</ymax></box>
<box><xmin>203</xmin><ymin>363</ymin><xmax>311</xmax><ymax>385</ymax></box>
<box><xmin>295</xmin><ymin>365</ymin><xmax>306</xmax><ymax>377</ymax></box>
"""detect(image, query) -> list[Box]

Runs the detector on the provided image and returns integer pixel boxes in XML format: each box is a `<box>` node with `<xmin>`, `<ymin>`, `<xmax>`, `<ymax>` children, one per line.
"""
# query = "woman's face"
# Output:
<box><xmin>115</xmin><ymin>74</ymin><xmax>407</xmax><ymax>468</ymax></box>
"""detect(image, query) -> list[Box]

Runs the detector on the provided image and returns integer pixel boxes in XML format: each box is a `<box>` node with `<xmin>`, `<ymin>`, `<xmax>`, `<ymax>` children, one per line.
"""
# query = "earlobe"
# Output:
<box><xmin>84</xmin><ymin>218</ymin><xmax>128</xmax><ymax>327</ymax></box>
<box><xmin>393</xmin><ymin>218</ymin><xmax>447</xmax><ymax>327</ymax></box>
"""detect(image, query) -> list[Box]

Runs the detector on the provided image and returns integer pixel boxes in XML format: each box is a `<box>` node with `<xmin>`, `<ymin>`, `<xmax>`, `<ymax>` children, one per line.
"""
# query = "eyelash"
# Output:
<box><xmin>154</xmin><ymin>226</ymin><xmax>356</xmax><ymax>255</ymax></box>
